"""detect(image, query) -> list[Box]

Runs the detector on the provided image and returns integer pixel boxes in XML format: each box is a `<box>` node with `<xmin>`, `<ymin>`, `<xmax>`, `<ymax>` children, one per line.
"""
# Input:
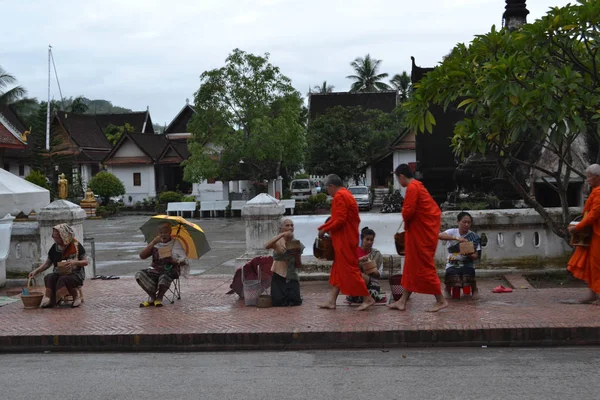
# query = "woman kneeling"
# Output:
<box><xmin>265</xmin><ymin>218</ymin><xmax>304</xmax><ymax>307</ymax></box>
<box><xmin>29</xmin><ymin>224</ymin><xmax>87</xmax><ymax>308</ymax></box>
<box><xmin>346</xmin><ymin>227</ymin><xmax>385</xmax><ymax>304</ymax></box>
<box><xmin>438</xmin><ymin>212</ymin><xmax>481</xmax><ymax>299</ymax></box>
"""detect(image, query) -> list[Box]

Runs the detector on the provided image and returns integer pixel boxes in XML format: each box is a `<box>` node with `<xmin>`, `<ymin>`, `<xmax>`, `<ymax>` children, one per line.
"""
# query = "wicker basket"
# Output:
<box><xmin>20</xmin><ymin>277</ymin><xmax>44</xmax><ymax>309</ymax></box>
<box><xmin>388</xmin><ymin>256</ymin><xmax>404</xmax><ymax>301</ymax></box>
<box><xmin>57</xmin><ymin>261</ymin><xmax>73</xmax><ymax>275</ymax></box>
<box><xmin>394</xmin><ymin>221</ymin><xmax>405</xmax><ymax>256</ymax></box>
<box><xmin>363</xmin><ymin>259</ymin><xmax>378</xmax><ymax>275</ymax></box>
<box><xmin>314</xmin><ymin>237</ymin><xmax>334</xmax><ymax>260</ymax></box>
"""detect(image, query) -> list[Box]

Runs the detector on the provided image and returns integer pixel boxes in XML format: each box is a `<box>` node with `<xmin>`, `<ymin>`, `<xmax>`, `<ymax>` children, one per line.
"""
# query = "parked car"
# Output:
<box><xmin>348</xmin><ymin>185</ymin><xmax>372</xmax><ymax>211</ymax></box>
<box><xmin>290</xmin><ymin>179</ymin><xmax>318</xmax><ymax>201</ymax></box>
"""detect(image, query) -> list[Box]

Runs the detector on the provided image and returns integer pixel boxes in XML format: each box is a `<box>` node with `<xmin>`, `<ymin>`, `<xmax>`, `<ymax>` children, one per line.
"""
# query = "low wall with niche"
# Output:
<box><xmin>290</xmin><ymin>208</ymin><xmax>579</xmax><ymax>268</ymax></box>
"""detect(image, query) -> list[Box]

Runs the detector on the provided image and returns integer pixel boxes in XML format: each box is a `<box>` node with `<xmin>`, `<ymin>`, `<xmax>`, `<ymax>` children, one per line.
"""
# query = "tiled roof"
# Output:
<box><xmin>0</xmin><ymin>123</ymin><xmax>25</xmax><ymax>148</ymax></box>
<box><xmin>410</xmin><ymin>56</ymin><xmax>435</xmax><ymax>85</ymax></box>
<box><xmin>308</xmin><ymin>91</ymin><xmax>397</xmax><ymax>120</ymax></box>
<box><xmin>94</xmin><ymin>111</ymin><xmax>154</xmax><ymax>134</ymax></box>
<box><xmin>170</xmin><ymin>141</ymin><xmax>190</xmax><ymax>159</ymax></box>
<box><xmin>165</xmin><ymin>104</ymin><xmax>196</xmax><ymax>134</ymax></box>
<box><xmin>127</xmin><ymin>132</ymin><xmax>168</xmax><ymax>160</ymax></box>
<box><xmin>0</xmin><ymin>104</ymin><xmax>27</xmax><ymax>133</ymax></box>
<box><xmin>55</xmin><ymin>112</ymin><xmax>112</xmax><ymax>150</ymax></box>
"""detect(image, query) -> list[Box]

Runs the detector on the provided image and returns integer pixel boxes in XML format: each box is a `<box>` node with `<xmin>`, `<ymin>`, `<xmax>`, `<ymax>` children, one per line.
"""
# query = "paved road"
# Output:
<box><xmin>84</xmin><ymin>215</ymin><xmax>246</xmax><ymax>277</ymax></box>
<box><xmin>1</xmin><ymin>348</ymin><xmax>598</xmax><ymax>399</ymax></box>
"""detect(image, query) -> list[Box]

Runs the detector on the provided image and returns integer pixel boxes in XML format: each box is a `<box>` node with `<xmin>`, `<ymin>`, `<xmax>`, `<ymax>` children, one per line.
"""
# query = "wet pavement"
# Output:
<box><xmin>84</xmin><ymin>215</ymin><xmax>246</xmax><ymax>277</ymax></box>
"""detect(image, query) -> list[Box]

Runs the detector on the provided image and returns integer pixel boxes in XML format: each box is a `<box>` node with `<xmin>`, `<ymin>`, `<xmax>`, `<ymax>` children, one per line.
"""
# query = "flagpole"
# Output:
<box><xmin>45</xmin><ymin>45</ymin><xmax>51</xmax><ymax>151</ymax></box>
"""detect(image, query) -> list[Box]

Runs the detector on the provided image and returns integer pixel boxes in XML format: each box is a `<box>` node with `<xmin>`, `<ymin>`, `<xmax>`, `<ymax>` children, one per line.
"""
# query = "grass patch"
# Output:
<box><xmin>525</xmin><ymin>271</ymin><xmax>587</xmax><ymax>288</ymax></box>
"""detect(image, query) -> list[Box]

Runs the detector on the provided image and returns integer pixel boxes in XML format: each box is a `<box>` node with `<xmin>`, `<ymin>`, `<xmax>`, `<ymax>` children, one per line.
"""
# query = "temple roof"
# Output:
<box><xmin>164</xmin><ymin>103</ymin><xmax>196</xmax><ymax>134</ymax></box>
<box><xmin>54</xmin><ymin>112</ymin><xmax>112</xmax><ymax>150</ymax></box>
<box><xmin>94</xmin><ymin>110</ymin><xmax>154</xmax><ymax>134</ymax></box>
<box><xmin>0</xmin><ymin>105</ymin><xmax>26</xmax><ymax>149</ymax></box>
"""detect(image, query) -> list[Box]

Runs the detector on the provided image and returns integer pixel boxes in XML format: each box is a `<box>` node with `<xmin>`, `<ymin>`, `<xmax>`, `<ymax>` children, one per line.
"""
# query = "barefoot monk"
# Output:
<box><xmin>317</xmin><ymin>174</ymin><xmax>375</xmax><ymax>311</ymax></box>
<box><xmin>388</xmin><ymin>164</ymin><xmax>447</xmax><ymax>313</ymax></box>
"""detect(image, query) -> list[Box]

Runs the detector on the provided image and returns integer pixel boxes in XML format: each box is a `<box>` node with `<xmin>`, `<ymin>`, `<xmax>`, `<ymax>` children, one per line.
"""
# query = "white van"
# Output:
<box><xmin>290</xmin><ymin>179</ymin><xmax>318</xmax><ymax>201</ymax></box>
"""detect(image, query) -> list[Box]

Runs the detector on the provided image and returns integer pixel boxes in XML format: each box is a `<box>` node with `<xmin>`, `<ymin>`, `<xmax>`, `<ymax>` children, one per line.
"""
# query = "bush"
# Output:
<box><xmin>25</xmin><ymin>170</ymin><xmax>50</xmax><ymax>190</ymax></box>
<box><xmin>305</xmin><ymin>193</ymin><xmax>330</xmax><ymax>213</ymax></box>
<box><xmin>182</xmin><ymin>195</ymin><xmax>196</xmax><ymax>202</ymax></box>
<box><xmin>158</xmin><ymin>191</ymin><xmax>184</xmax><ymax>204</ymax></box>
<box><xmin>380</xmin><ymin>190</ymin><xmax>404</xmax><ymax>213</ymax></box>
<box><xmin>87</xmin><ymin>171</ymin><xmax>126</xmax><ymax>205</ymax></box>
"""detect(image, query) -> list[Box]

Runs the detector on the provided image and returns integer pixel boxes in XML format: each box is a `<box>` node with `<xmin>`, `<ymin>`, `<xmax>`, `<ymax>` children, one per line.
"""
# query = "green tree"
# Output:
<box><xmin>390</xmin><ymin>71</ymin><xmax>412</xmax><ymax>102</ymax></box>
<box><xmin>184</xmin><ymin>48</ymin><xmax>306</xmax><ymax>184</ymax></box>
<box><xmin>69</xmin><ymin>96</ymin><xmax>89</xmax><ymax>113</ymax></box>
<box><xmin>0</xmin><ymin>66</ymin><xmax>37</xmax><ymax>116</ymax></box>
<box><xmin>311</xmin><ymin>81</ymin><xmax>335</xmax><ymax>94</ymax></box>
<box><xmin>104</xmin><ymin>123</ymin><xmax>134</xmax><ymax>145</ymax></box>
<box><xmin>346</xmin><ymin>54</ymin><xmax>391</xmax><ymax>92</ymax></box>
<box><xmin>87</xmin><ymin>171</ymin><xmax>126</xmax><ymax>204</ymax></box>
<box><xmin>306</xmin><ymin>106</ymin><xmax>403</xmax><ymax>181</ymax></box>
<box><xmin>404</xmin><ymin>0</ymin><xmax>600</xmax><ymax>241</ymax></box>
<box><xmin>24</xmin><ymin>170</ymin><xmax>50</xmax><ymax>190</ymax></box>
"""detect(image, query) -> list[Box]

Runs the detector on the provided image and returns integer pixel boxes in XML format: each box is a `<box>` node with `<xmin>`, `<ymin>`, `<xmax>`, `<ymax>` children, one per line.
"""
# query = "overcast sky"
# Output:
<box><xmin>1</xmin><ymin>0</ymin><xmax>571</xmax><ymax>126</ymax></box>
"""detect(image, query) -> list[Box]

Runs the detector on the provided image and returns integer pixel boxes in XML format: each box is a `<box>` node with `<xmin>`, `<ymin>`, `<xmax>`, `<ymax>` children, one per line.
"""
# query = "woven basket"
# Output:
<box><xmin>363</xmin><ymin>259</ymin><xmax>378</xmax><ymax>275</ymax></box>
<box><xmin>257</xmin><ymin>295</ymin><xmax>273</xmax><ymax>308</ymax></box>
<box><xmin>57</xmin><ymin>261</ymin><xmax>73</xmax><ymax>276</ymax></box>
<box><xmin>20</xmin><ymin>277</ymin><xmax>44</xmax><ymax>309</ymax></box>
<box><xmin>388</xmin><ymin>256</ymin><xmax>404</xmax><ymax>301</ymax></box>
<box><xmin>394</xmin><ymin>221</ymin><xmax>405</xmax><ymax>256</ymax></box>
<box><xmin>314</xmin><ymin>237</ymin><xmax>334</xmax><ymax>260</ymax></box>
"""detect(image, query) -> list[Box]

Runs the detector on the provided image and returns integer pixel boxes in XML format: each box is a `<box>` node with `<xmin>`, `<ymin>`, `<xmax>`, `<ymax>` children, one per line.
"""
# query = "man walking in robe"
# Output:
<box><xmin>317</xmin><ymin>174</ymin><xmax>375</xmax><ymax>311</ymax></box>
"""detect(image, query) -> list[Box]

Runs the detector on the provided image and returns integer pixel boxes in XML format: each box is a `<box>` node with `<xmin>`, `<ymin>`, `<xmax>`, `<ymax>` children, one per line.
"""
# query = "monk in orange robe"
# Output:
<box><xmin>317</xmin><ymin>174</ymin><xmax>375</xmax><ymax>311</ymax></box>
<box><xmin>388</xmin><ymin>164</ymin><xmax>447</xmax><ymax>312</ymax></box>
<box><xmin>565</xmin><ymin>164</ymin><xmax>600</xmax><ymax>305</ymax></box>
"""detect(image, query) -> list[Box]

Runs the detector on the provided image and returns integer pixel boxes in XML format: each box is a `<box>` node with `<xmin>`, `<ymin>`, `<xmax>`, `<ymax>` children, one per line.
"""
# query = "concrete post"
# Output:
<box><xmin>0</xmin><ymin>214</ymin><xmax>16</xmax><ymax>287</ymax></box>
<box><xmin>36</xmin><ymin>200</ymin><xmax>92</xmax><ymax>283</ymax></box>
<box><xmin>236</xmin><ymin>193</ymin><xmax>284</xmax><ymax>266</ymax></box>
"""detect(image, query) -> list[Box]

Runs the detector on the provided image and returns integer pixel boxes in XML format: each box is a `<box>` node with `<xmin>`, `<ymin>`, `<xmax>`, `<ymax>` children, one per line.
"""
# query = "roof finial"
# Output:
<box><xmin>503</xmin><ymin>0</ymin><xmax>529</xmax><ymax>30</ymax></box>
<box><xmin>185</xmin><ymin>98</ymin><xmax>189</xmax><ymax>104</ymax></box>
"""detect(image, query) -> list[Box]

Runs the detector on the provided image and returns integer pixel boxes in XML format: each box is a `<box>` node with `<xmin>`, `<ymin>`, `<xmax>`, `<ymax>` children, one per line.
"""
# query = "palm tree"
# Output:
<box><xmin>312</xmin><ymin>81</ymin><xmax>335</xmax><ymax>94</ymax></box>
<box><xmin>390</xmin><ymin>71</ymin><xmax>412</xmax><ymax>102</ymax></box>
<box><xmin>346</xmin><ymin>54</ymin><xmax>391</xmax><ymax>92</ymax></box>
<box><xmin>0</xmin><ymin>66</ymin><xmax>28</xmax><ymax>105</ymax></box>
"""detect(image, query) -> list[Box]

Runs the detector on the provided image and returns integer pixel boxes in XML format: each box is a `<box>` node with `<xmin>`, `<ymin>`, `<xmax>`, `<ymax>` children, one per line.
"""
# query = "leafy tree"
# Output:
<box><xmin>24</xmin><ymin>170</ymin><xmax>50</xmax><ymax>190</ymax></box>
<box><xmin>184</xmin><ymin>49</ymin><xmax>305</xmax><ymax>184</ymax></box>
<box><xmin>69</xmin><ymin>96</ymin><xmax>89</xmax><ymax>113</ymax></box>
<box><xmin>311</xmin><ymin>81</ymin><xmax>334</xmax><ymax>94</ymax></box>
<box><xmin>346</xmin><ymin>54</ymin><xmax>391</xmax><ymax>92</ymax></box>
<box><xmin>87</xmin><ymin>171</ymin><xmax>126</xmax><ymax>204</ymax></box>
<box><xmin>390</xmin><ymin>71</ymin><xmax>412</xmax><ymax>102</ymax></box>
<box><xmin>0</xmin><ymin>66</ymin><xmax>27</xmax><ymax>105</ymax></box>
<box><xmin>104</xmin><ymin>123</ymin><xmax>134</xmax><ymax>145</ymax></box>
<box><xmin>306</xmin><ymin>106</ymin><xmax>404</xmax><ymax>181</ymax></box>
<box><xmin>404</xmin><ymin>0</ymin><xmax>600</xmax><ymax>241</ymax></box>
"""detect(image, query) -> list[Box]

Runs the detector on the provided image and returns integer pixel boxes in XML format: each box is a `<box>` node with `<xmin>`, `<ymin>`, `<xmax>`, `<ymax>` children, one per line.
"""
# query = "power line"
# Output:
<box><xmin>49</xmin><ymin>48</ymin><xmax>65</xmax><ymax>110</ymax></box>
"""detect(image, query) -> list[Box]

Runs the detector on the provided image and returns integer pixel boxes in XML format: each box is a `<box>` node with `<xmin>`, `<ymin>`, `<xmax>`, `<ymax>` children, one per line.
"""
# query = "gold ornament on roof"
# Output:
<box><xmin>21</xmin><ymin>126</ymin><xmax>31</xmax><ymax>142</ymax></box>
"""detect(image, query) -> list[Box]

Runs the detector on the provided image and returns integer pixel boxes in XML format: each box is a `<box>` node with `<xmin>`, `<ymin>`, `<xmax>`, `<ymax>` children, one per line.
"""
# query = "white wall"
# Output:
<box><xmin>106</xmin><ymin>164</ymin><xmax>156</xmax><ymax>205</ymax></box>
<box><xmin>193</xmin><ymin>180</ymin><xmax>224</xmax><ymax>201</ymax></box>
<box><xmin>3</xmin><ymin>162</ymin><xmax>31</xmax><ymax>178</ymax></box>
<box><xmin>365</xmin><ymin>166</ymin><xmax>372</xmax><ymax>187</ymax></box>
<box><xmin>80</xmin><ymin>164</ymin><xmax>92</xmax><ymax>189</ymax></box>
<box><xmin>114</xmin><ymin>139</ymin><xmax>145</xmax><ymax>157</ymax></box>
<box><xmin>393</xmin><ymin>150</ymin><xmax>416</xmax><ymax>195</ymax></box>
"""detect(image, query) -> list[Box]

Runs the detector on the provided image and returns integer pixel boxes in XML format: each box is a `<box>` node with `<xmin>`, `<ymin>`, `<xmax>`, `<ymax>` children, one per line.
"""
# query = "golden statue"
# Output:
<box><xmin>84</xmin><ymin>188</ymin><xmax>95</xmax><ymax>202</ymax></box>
<box><xmin>20</xmin><ymin>127</ymin><xmax>31</xmax><ymax>143</ymax></box>
<box><xmin>58</xmin><ymin>173</ymin><xmax>68</xmax><ymax>200</ymax></box>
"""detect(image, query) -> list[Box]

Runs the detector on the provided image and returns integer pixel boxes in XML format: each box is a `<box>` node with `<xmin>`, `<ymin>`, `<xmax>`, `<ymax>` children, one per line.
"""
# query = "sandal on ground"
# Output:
<box><xmin>91</xmin><ymin>275</ymin><xmax>105</xmax><ymax>280</ymax></box>
<box><xmin>492</xmin><ymin>285</ymin><xmax>513</xmax><ymax>293</ymax></box>
<box><xmin>71</xmin><ymin>297</ymin><xmax>82</xmax><ymax>308</ymax></box>
<box><xmin>139</xmin><ymin>301</ymin><xmax>153</xmax><ymax>308</ymax></box>
<box><xmin>102</xmin><ymin>275</ymin><xmax>120</xmax><ymax>280</ymax></box>
<box><xmin>153</xmin><ymin>300</ymin><xmax>163</xmax><ymax>307</ymax></box>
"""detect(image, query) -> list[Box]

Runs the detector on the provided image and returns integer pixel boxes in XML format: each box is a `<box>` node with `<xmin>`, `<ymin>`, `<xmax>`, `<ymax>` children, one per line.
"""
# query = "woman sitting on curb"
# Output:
<box><xmin>438</xmin><ymin>211</ymin><xmax>481</xmax><ymax>299</ymax></box>
<box><xmin>346</xmin><ymin>227</ymin><xmax>385</xmax><ymax>304</ymax></box>
<box><xmin>29</xmin><ymin>223</ymin><xmax>88</xmax><ymax>308</ymax></box>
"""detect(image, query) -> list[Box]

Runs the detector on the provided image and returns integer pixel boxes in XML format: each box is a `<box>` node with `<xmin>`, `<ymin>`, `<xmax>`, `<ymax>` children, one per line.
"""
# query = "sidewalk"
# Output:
<box><xmin>0</xmin><ymin>276</ymin><xmax>598</xmax><ymax>352</ymax></box>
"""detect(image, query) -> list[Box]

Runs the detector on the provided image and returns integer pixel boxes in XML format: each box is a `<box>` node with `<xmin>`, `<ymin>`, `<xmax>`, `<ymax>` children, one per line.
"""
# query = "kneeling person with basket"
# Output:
<box><xmin>28</xmin><ymin>223</ymin><xmax>87</xmax><ymax>308</ymax></box>
<box><xmin>346</xmin><ymin>227</ymin><xmax>385</xmax><ymax>304</ymax></box>
<box><xmin>136</xmin><ymin>222</ymin><xmax>189</xmax><ymax>307</ymax></box>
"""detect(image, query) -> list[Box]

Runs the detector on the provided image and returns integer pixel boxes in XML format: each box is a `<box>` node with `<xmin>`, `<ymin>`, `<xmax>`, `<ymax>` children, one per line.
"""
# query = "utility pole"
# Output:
<box><xmin>45</xmin><ymin>45</ymin><xmax>52</xmax><ymax>151</ymax></box>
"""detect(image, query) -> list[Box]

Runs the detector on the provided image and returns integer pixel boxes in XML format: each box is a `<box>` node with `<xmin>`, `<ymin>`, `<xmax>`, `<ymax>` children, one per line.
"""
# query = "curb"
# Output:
<box><xmin>1</xmin><ymin>325</ymin><xmax>598</xmax><ymax>353</ymax></box>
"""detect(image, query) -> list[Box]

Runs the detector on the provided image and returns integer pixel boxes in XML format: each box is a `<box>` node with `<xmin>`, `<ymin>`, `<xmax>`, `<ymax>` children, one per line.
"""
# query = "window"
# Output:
<box><xmin>133</xmin><ymin>172</ymin><xmax>141</xmax><ymax>186</ymax></box>
<box><xmin>18</xmin><ymin>164</ymin><xmax>25</xmax><ymax>176</ymax></box>
<box><xmin>3</xmin><ymin>163</ymin><xmax>9</xmax><ymax>172</ymax></box>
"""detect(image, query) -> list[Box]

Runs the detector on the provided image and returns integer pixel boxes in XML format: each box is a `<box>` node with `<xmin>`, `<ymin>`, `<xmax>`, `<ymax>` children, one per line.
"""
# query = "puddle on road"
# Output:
<box><xmin>95</xmin><ymin>260</ymin><xmax>139</xmax><ymax>268</ymax></box>
<box><xmin>211</xmin><ymin>240</ymin><xmax>245</xmax><ymax>245</ymax></box>
<box><xmin>201</xmin><ymin>306</ymin><xmax>232</xmax><ymax>312</ymax></box>
<box><xmin>95</xmin><ymin>242</ymin><xmax>144</xmax><ymax>251</ymax></box>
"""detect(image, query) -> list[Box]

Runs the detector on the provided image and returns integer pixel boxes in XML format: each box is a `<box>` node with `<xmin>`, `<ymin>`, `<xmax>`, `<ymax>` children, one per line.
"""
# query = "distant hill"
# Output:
<box><xmin>84</xmin><ymin>99</ymin><xmax>133</xmax><ymax>114</ymax></box>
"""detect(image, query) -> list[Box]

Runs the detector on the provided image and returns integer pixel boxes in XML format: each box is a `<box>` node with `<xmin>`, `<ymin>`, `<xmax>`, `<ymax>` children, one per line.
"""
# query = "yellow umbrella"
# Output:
<box><xmin>139</xmin><ymin>215</ymin><xmax>211</xmax><ymax>259</ymax></box>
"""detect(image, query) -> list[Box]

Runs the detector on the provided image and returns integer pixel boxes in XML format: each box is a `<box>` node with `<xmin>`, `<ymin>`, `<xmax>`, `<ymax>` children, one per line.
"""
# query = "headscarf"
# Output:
<box><xmin>53</xmin><ymin>223</ymin><xmax>79</xmax><ymax>260</ymax></box>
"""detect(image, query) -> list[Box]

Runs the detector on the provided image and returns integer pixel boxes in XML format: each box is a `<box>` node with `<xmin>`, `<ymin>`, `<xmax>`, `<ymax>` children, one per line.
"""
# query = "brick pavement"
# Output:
<box><xmin>0</xmin><ymin>277</ymin><xmax>599</xmax><ymax>352</ymax></box>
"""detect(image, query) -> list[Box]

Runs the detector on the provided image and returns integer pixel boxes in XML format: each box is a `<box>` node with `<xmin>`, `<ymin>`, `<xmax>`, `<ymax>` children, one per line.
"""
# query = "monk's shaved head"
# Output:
<box><xmin>325</xmin><ymin>174</ymin><xmax>343</xmax><ymax>188</ymax></box>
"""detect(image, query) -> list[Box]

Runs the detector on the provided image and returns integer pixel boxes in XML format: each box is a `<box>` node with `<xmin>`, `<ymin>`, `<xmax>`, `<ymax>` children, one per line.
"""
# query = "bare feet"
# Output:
<box><xmin>317</xmin><ymin>302</ymin><xmax>336</xmax><ymax>310</ymax></box>
<box><xmin>426</xmin><ymin>300</ymin><xmax>448</xmax><ymax>313</ymax></box>
<box><xmin>40</xmin><ymin>296</ymin><xmax>52</xmax><ymax>308</ymax></box>
<box><xmin>388</xmin><ymin>300</ymin><xmax>406</xmax><ymax>311</ymax></box>
<box><xmin>591</xmin><ymin>300</ymin><xmax>600</xmax><ymax>306</ymax></box>
<box><xmin>71</xmin><ymin>297</ymin><xmax>82</xmax><ymax>308</ymax></box>
<box><xmin>471</xmin><ymin>290</ymin><xmax>480</xmax><ymax>300</ymax></box>
<box><xmin>356</xmin><ymin>296</ymin><xmax>375</xmax><ymax>311</ymax></box>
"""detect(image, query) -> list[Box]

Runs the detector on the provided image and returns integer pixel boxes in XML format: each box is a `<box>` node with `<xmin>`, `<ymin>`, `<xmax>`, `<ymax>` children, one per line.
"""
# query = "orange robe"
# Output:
<box><xmin>401</xmin><ymin>179</ymin><xmax>442</xmax><ymax>295</ymax></box>
<box><xmin>318</xmin><ymin>187</ymin><xmax>369</xmax><ymax>296</ymax></box>
<box><xmin>568</xmin><ymin>186</ymin><xmax>600</xmax><ymax>294</ymax></box>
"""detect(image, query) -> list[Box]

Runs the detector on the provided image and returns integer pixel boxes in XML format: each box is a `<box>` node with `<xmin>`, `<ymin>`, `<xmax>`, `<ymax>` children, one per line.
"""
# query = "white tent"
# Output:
<box><xmin>0</xmin><ymin>169</ymin><xmax>50</xmax><ymax>216</ymax></box>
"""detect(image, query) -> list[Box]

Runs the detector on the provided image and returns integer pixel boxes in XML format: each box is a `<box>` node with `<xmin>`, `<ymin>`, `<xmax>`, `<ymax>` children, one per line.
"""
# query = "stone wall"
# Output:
<box><xmin>290</xmin><ymin>208</ymin><xmax>579</xmax><ymax>268</ymax></box>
